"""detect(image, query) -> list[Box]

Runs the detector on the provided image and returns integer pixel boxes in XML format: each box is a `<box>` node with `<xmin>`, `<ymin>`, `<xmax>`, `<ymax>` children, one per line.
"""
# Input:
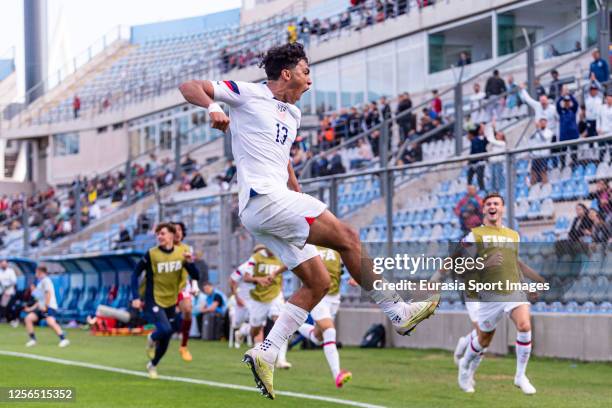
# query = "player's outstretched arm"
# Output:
<box><xmin>179</xmin><ymin>80</ymin><xmax>230</xmax><ymax>132</ymax></box>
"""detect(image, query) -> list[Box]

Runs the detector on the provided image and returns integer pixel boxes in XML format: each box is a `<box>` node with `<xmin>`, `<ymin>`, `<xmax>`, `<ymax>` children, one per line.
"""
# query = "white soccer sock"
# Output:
<box><xmin>256</xmin><ymin>302</ymin><xmax>308</xmax><ymax>364</ymax></box>
<box><xmin>462</xmin><ymin>336</ymin><xmax>483</xmax><ymax>367</ymax></box>
<box><xmin>469</xmin><ymin>348</ymin><xmax>486</xmax><ymax>376</ymax></box>
<box><xmin>515</xmin><ymin>331</ymin><xmax>532</xmax><ymax>378</ymax></box>
<box><xmin>367</xmin><ymin>279</ymin><xmax>404</xmax><ymax>318</ymax></box>
<box><xmin>298</xmin><ymin>323</ymin><xmax>322</xmax><ymax>345</ymax></box>
<box><xmin>322</xmin><ymin>328</ymin><xmax>340</xmax><ymax>378</ymax></box>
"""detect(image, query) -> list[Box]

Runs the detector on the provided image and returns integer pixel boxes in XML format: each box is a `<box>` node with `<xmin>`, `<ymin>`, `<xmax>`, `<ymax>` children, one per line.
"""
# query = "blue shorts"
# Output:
<box><xmin>35</xmin><ymin>307</ymin><xmax>57</xmax><ymax>320</ymax></box>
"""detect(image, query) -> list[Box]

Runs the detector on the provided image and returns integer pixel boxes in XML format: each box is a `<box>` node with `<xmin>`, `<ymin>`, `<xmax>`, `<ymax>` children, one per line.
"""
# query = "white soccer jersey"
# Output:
<box><xmin>211</xmin><ymin>80</ymin><xmax>302</xmax><ymax>214</ymax></box>
<box><xmin>36</xmin><ymin>276</ymin><xmax>58</xmax><ymax>310</ymax></box>
<box><xmin>230</xmin><ymin>260</ymin><xmax>255</xmax><ymax>301</ymax></box>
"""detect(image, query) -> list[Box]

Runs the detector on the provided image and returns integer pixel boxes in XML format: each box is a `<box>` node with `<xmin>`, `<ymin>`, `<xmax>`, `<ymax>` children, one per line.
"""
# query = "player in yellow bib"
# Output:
<box><xmin>173</xmin><ymin>222</ymin><xmax>201</xmax><ymax>362</ymax></box>
<box><xmin>242</xmin><ymin>245</ymin><xmax>291</xmax><ymax>368</ymax></box>
<box><xmin>457</xmin><ymin>193</ymin><xmax>545</xmax><ymax>395</ymax></box>
<box><xmin>130</xmin><ymin>223</ymin><xmax>199</xmax><ymax>379</ymax></box>
<box><xmin>298</xmin><ymin>246</ymin><xmax>356</xmax><ymax>388</ymax></box>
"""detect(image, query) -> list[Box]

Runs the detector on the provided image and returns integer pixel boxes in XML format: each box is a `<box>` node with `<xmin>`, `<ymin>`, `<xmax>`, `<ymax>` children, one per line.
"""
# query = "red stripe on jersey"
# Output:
<box><xmin>305</xmin><ymin>217</ymin><xmax>316</xmax><ymax>225</ymax></box>
<box><xmin>323</xmin><ymin>341</ymin><xmax>336</xmax><ymax>347</ymax></box>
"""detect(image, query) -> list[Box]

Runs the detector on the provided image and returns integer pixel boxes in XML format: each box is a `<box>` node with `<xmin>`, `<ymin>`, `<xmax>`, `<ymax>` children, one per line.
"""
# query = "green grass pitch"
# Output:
<box><xmin>0</xmin><ymin>326</ymin><xmax>610</xmax><ymax>408</ymax></box>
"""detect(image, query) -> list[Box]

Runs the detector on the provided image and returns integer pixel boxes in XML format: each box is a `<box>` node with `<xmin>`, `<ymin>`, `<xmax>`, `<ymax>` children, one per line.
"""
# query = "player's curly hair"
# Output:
<box><xmin>172</xmin><ymin>221</ymin><xmax>187</xmax><ymax>238</ymax></box>
<box><xmin>259</xmin><ymin>42</ymin><xmax>308</xmax><ymax>80</ymax></box>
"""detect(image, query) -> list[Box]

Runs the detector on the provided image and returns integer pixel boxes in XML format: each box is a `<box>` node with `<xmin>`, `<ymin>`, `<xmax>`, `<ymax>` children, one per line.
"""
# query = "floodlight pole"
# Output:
<box><xmin>599</xmin><ymin>0</ymin><xmax>610</xmax><ymax>61</ymax></box>
<box><xmin>453</xmin><ymin>65</ymin><xmax>464</xmax><ymax>156</ymax></box>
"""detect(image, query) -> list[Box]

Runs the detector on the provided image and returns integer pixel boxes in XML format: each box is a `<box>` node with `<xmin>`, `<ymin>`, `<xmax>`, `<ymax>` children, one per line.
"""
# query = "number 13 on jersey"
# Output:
<box><xmin>275</xmin><ymin>123</ymin><xmax>288</xmax><ymax>145</ymax></box>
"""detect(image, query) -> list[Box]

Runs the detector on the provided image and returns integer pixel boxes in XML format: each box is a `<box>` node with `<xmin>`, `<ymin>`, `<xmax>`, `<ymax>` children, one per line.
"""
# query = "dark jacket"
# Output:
<box><xmin>556</xmin><ymin>95</ymin><xmax>579</xmax><ymax>141</ymax></box>
<box><xmin>590</xmin><ymin>58</ymin><xmax>610</xmax><ymax>84</ymax></box>
<box><xmin>485</xmin><ymin>76</ymin><xmax>506</xmax><ymax>98</ymax></box>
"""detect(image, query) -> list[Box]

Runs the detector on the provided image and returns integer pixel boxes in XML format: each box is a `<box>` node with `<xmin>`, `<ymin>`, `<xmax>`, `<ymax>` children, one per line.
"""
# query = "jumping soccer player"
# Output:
<box><xmin>243</xmin><ymin>245</ymin><xmax>292</xmax><ymax>369</ymax></box>
<box><xmin>179</xmin><ymin>42</ymin><xmax>439</xmax><ymax>399</ymax></box>
<box><xmin>457</xmin><ymin>193</ymin><xmax>545</xmax><ymax>395</ymax></box>
<box><xmin>131</xmin><ymin>223</ymin><xmax>199</xmax><ymax>379</ymax></box>
<box><xmin>173</xmin><ymin>222</ymin><xmax>200</xmax><ymax>362</ymax></box>
<box><xmin>298</xmin><ymin>246</ymin><xmax>355</xmax><ymax>388</ymax></box>
<box><xmin>24</xmin><ymin>265</ymin><xmax>70</xmax><ymax>348</ymax></box>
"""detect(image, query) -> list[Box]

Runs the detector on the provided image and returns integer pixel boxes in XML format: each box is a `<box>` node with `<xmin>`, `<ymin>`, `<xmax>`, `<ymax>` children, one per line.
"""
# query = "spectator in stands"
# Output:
<box><xmin>182</xmin><ymin>155</ymin><xmax>197</xmax><ymax>173</ymax></box>
<box><xmin>190</xmin><ymin>172</ymin><xmax>207</xmax><ymax>190</ymax></box>
<box><xmin>469</xmin><ymin>83</ymin><xmax>486</xmax><ymax>123</ymax></box>
<box><xmin>597</xmin><ymin>88</ymin><xmax>612</xmax><ymax>139</ymax></box>
<box><xmin>506</xmin><ymin>75</ymin><xmax>520</xmax><ymax>114</ymax></box>
<box><xmin>589</xmin><ymin>209</ymin><xmax>610</xmax><ymax>243</ymax></box>
<box><xmin>298</xmin><ymin>17</ymin><xmax>311</xmax><ymax>47</ymax></box>
<box><xmin>534</xmin><ymin>78</ymin><xmax>547</xmax><ymax>99</ymax></box>
<box><xmin>73</xmin><ymin>95</ymin><xmax>81</xmax><ymax>119</ymax></box>
<box><xmin>350</xmin><ymin>138</ymin><xmax>374</xmax><ymax>169</ymax></box>
<box><xmin>287</xmin><ymin>21</ymin><xmax>298</xmax><ymax>44</ymax></box>
<box><xmin>327</xmin><ymin>153</ymin><xmax>346</xmax><ymax>175</ymax></box>
<box><xmin>519</xmin><ymin>82</ymin><xmax>558</xmax><ymax>135</ymax></box>
<box><xmin>397</xmin><ymin>142</ymin><xmax>422</xmax><ymax>166</ymax></box>
<box><xmin>115</xmin><ymin>224</ymin><xmax>132</xmax><ymax>249</ymax></box>
<box><xmin>430</xmin><ymin>90</ymin><xmax>442</xmax><ymax>118</ymax></box>
<box><xmin>457</xmin><ymin>51</ymin><xmax>471</xmax><ymax>67</ymax></box>
<box><xmin>136</xmin><ymin>212</ymin><xmax>151</xmax><ymax>235</ymax></box>
<box><xmin>196</xmin><ymin>281</ymin><xmax>225</xmax><ymax>338</ymax></box>
<box><xmin>485</xmin><ymin>118</ymin><xmax>507</xmax><ymax>192</ymax></box>
<box><xmin>584</xmin><ymin>82</ymin><xmax>603</xmax><ymax>137</ymax></box>
<box><xmin>556</xmin><ymin>88</ymin><xmax>579</xmax><ymax>167</ymax></box>
<box><xmin>589</xmin><ymin>49</ymin><xmax>610</xmax><ymax>84</ymax></box>
<box><xmin>527</xmin><ymin>117</ymin><xmax>553</xmax><ymax>185</ymax></box>
<box><xmin>454</xmin><ymin>185</ymin><xmax>483</xmax><ymax>234</ymax></box>
<box><xmin>216</xmin><ymin>160</ymin><xmax>236</xmax><ymax>188</ymax></box>
<box><xmin>467</xmin><ymin>125</ymin><xmax>487</xmax><ymax>191</ymax></box>
<box><xmin>396</xmin><ymin>92</ymin><xmax>414</xmax><ymax>141</ymax></box>
<box><xmin>568</xmin><ymin>203</ymin><xmax>593</xmax><ymax>242</ymax></box>
<box><xmin>484</xmin><ymin>69</ymin><xmax>506</xmax><ymax>119</ymax></box>
<box><xmin>548</xmin><ymin>70</ymin><xmax>563</xmax><ymax>101</ymax></box>
<box><xmin>593</xmin><ymin>180</ymin><xmax>612</xmax><ymax>217</ymax></box>
<box><xmin>397</xmin><ymin>0</ymin><xmax>408</xmax><ymax>15</ymax></box>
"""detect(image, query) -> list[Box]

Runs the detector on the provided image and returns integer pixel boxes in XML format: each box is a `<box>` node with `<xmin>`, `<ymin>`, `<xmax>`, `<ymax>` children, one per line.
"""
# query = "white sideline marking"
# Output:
<box><xmin>0</xmin><ymin>350</ymin><xmax>386</xmax><ymax>408</ymax></box>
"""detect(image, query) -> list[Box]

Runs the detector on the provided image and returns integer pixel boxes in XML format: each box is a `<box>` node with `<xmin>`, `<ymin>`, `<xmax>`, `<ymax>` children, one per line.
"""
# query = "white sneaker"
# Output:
<box><xmin>234</xmin><ymin>329</ymin><xmax>245</xmax><ymax>349</ymax></box>
<box><xmin>58</xmin><ymin>339</ymin><xmax>70</xmax><ymax>348</ymax></box>
<box><xmin>146</xmin><ymin>362</ymin><xmax>158</xmax><ymax>379</ymax></box>
<box><xmin>10</xmin><ymin>320</ymin><xmax>19</xmax><ymax>328</ymax></box>
<box><xmin>458</xmin><ymin>358</ymin><xmax>475</xmax><ymax>393</ymax></box>
<box><xmin>25</xmin><ymin>339</ymin><xmax>37</xmax><ymax>347</ymax></box>
<box><xmin>390</xmin><ymin>294</ymin><xmax>440</xmax><ymax>336</ymax></box>
<box><xmin>514</xmin><ymin>375</ymin><xmax>536</xmax><ymax>395</ymax></box>
<box><xmin>453</xmin><ymin>335</ymin><xmax>469</xmax><ymax>366</ymax></box>
<box><xmin>275</xmin><ymin>359</ymin><xmax>292</xmax><ymax>369</ymax></box>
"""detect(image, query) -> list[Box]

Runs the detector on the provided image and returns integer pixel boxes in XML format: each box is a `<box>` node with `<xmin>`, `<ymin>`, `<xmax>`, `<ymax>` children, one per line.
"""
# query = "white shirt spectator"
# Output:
<box><xmin>597</xmin><ymin>102</ymin><xmax>612</xmax><ymax>135</ymax></box>
<box><xmin>470</xmin><ymin>91</ymin><xmax>487</xmax><ymax>123</ymax></box>
<box><xmin>89</xmin><ymin>202</ymin><xmax>101</xmax><ymax>220</ymax></box>
<box><xmin>35</xmin><ymin>276</ymin><xmax>58</xmax><ymax>310</ymax></box>
<box><xmin>484</xmin><ymin>124</ymin><xmax>506</xmax><ymax>163</ymax></box>
<box><xmin>585</xmin><ymin>93</ymin><xmax>602</xmax><ymax>121</ymax></box>
<box><xmin>520</xmin><ymin>89</ymin><xmax>558</xmax><ymax>135</ymax></box>
<box><xmin>358</xmin><ymin>141</ymin><xmax>374</xmax><ymax>160</ymax></box>
<box><xmin>0</xmin><ymin>265</ymin><xmax>17</xmax><ymax>297</ymax></box>
<box><xmin>527</xmin><ymin>127</ymin><xmax>553</xmax><ymax>157</ymax></box>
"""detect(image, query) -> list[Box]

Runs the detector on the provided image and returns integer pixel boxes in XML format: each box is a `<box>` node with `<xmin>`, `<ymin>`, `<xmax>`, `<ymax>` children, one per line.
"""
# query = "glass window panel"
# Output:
<box><xmin>367</xmin><ymin>44</ymin><xmax>394</xmax><ymax>101</ymax></box>
<box><xmin>340</xmin><ymin>51</ymin><xmax>365</xmax><ymax>108</ymax></box>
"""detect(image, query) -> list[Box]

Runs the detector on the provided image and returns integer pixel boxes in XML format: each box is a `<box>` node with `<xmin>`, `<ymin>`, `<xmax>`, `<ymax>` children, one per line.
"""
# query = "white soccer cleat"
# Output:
<box><xmin>146</xmin><ymin>362</ymin><xmax>158</xmax><ymax>379</ymax></box>
<box><xmin>275</xmin><ymin>359</ymin><xmax>292</xmax><ymax>369</ymax></box>
<box><xmin>25</xmin><ymin>339</ymin><xmax>37</xmax><ymax>347</ymax></box>
<box><xmin>10</xmin><ymin>320</ymin><xmax>19</xmax><ymax>328</ymax></box>
<box><xmin>454</xmin><ymin>335</ymin><xmax>469</xmax><ymax>366</ymax></box>
<box><xmin>390</xmin><ymin>294</ymin><xmax>440</xmax><ymax>336</ymax></box>
<box><xmin>514</xmin><ymin>375</ymin><xmax>536</xmax><ymax>395</ymax></box>
<box><xmin>58</xmin><ymin>339</ymin><xmax>70</xmax><ymax>348</ymax></box>
<box><xmin>458</xmin><ymin>358</ymin><xmax>475</xmax><ymax>393</ymax></box>
<box><xmin>234</xmin><ymin>329</ymin><xmax>245</xmax><ymax>349</ymax></box>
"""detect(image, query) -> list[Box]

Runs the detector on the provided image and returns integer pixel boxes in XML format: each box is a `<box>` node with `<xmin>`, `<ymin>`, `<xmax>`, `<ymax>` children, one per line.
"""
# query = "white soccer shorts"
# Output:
<box><xmin>477</xmin><ymin>300</ymin><xmax>530</xmax><ymax>332</ymax></box>
<box><xmin>310</xmin><ymin>293</ymin><xmax>341</xmax><ymax>321</ymax></box>
<box><xmin>248</xmin><ymin>293</ymin><xmax>285</xmax><ymax>327</ymax></box>
<box><xmin>464</xmin><ymin>300</ymin><xmax>480</xmax><ymax>323</ymax></box>
<box><xmin>240</xmin><ymin>189</ymin><xmax>328</xmax><ymax>270</ymax></box>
